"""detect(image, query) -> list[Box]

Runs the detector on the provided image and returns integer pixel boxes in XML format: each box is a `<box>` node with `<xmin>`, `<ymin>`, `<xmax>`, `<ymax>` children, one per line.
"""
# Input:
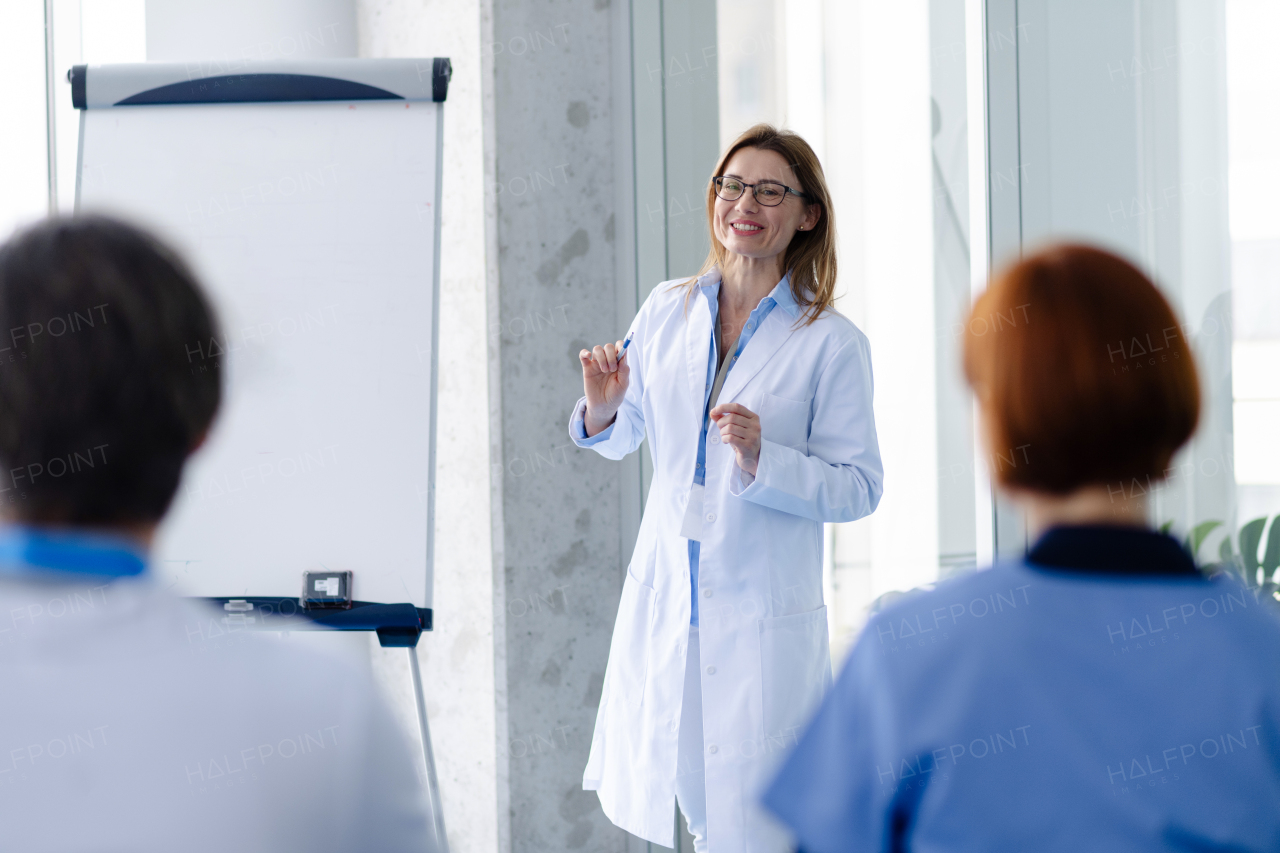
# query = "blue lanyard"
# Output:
<box><xmin>0</xmin><ymin>527</ymin><xmax>147</xmax><ymax>578</ymax></box>
<box><xmin>693</xmin><ymin>288</ymin><xmax>779</xmax><ymax>486</ymax></box>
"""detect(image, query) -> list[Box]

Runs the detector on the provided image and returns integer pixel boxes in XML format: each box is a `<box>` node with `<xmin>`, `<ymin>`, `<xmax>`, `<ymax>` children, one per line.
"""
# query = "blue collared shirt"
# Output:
<box><xmin>763</xmin><ymin>526</ymin><xmax>1280</xmax><ymax>853</ymax></box>
<box><xmin>576</xmin><ymin>269</ymin><xmax>800</xmax><ymax>625</ymax></box>
<box><xmin>0</xmin><ymin>527</ymin><xmax>433</xmax><ymax>850</ymax></box>
<box><xmin>0</xmin><ymin>525</ymin><xmax>148</xmax><ymax>578</ymax></box>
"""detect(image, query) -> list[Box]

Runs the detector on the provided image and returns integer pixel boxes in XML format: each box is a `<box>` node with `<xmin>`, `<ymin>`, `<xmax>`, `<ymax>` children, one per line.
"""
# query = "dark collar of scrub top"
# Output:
<box><xmin>1026</xmin><ymin>524</ymin><xmax>1200</xmax><ymax>577</ymax></box>
<box><xmin>0</xmin><ymin>526</ymin><xmax>148</xmax><ymax>578</ymax></box>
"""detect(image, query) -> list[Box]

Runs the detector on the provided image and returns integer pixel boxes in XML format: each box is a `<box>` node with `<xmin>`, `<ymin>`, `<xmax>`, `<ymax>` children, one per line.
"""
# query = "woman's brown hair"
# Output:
<box><xmin>963</xmin><ymin>244</ymin><xmax>1200</xmax><ymax>495</ymax></box>
<box><xmin>678</xmin><ymin>124</ymin><xmax>836</xmax><ymax>325</ymax></box>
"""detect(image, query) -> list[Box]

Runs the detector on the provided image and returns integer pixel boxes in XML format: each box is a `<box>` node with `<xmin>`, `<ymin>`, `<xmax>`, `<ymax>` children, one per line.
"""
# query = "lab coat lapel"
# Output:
<box><xmin>685</xmin><ymin>289</ymin><xmax>713</xmax><ymax>418</ymax></box>
<box><xmin>716</xmin><ymin>308</ymin><xmax>796</xmax><ymax>406</ymax></box>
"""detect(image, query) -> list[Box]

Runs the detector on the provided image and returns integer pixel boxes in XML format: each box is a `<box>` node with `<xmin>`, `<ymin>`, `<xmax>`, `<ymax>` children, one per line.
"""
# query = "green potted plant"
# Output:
<box><xmin>1168</xmin><ymin>515</ymin><xmax>1280</xmax><ymax>603</ymax></box>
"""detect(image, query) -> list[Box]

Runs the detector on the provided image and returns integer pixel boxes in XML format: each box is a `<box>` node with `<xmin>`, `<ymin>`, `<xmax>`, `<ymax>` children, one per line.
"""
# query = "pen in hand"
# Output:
<box><xmin>580</xmin><ymin>332</ymin><xmax>633</xmax><ymax>436</ymax></box>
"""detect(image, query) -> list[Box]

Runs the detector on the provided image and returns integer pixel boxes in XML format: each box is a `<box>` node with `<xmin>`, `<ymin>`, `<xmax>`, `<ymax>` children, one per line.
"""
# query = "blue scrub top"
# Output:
<box><xmin>764</xmin><ymin>525</ymin><xmax>1280</xmax><ymax>852</ymax></box>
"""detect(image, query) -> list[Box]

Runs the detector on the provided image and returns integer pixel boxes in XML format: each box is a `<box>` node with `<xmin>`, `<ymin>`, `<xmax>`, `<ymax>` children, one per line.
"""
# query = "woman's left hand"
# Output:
<box><xmin>710</xmin><ymin>403</ymin><xmax>761</xmax><ymax>476</ymax></box>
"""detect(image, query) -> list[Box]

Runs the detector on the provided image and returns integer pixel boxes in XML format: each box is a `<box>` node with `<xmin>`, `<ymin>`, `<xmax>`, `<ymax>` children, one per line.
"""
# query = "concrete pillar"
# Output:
<box><xmin>488</xmin><ymin>2</ymin><xmax>625</xmax><ymax>848</ymax></box>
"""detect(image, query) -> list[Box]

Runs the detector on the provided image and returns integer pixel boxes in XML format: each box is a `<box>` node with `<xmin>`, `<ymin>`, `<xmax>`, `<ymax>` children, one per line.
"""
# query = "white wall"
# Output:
<box><xmin>357</xmin><ymin>3</ymin><xmax>502</xmax><ymax>852</ymax></box>
<box><xmin>139</xmin><ymin>1</ymin><xmax>502</xmax><ymax>848</ymax></box>
<box><xmin>146</xmin><ymin>0</ymin><xmax>355</xmax><ymax>62</ymax></box>
<box><xmin>0</xmin><ymin>0</ymin><xmax>50</xmax><ymax>237</ymax></box>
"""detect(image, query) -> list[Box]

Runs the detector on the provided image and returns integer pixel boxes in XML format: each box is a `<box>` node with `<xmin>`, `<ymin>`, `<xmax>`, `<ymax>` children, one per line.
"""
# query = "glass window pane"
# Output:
<box><xmin>1227</xmin><ymin>0</ymin><xmax>1280</xmax><ymax>576</ymax></box>
<box><xmin>717</xmin><ymin>0</ymin><xmax>971</xmax><ymax>661</ymax></box>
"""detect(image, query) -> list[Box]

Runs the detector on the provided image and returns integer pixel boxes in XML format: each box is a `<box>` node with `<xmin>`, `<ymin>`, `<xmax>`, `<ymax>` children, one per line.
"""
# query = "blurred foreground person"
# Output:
<box><xmin>0</xmin><ymin>217</ymin><xmax>431</xmax><ymax>852</ymax></box>
<box><xmin>764</xmin><ymin>244</ymin><xmax>1280</xmax><ymax>851</ymax></box>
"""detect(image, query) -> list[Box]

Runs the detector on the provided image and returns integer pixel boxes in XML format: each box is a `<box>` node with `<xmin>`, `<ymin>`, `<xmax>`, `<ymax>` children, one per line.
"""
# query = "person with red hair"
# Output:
<box><xmin>763</xmin><ymin>244</ymin><xmax>1280</xmax><ymax>852</ymax></box>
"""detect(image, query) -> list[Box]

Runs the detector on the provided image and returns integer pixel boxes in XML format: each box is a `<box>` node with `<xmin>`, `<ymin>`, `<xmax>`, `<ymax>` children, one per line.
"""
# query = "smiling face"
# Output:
<box><xmin>712</xmin><ymin>146</ymin><xmax>820</xmax><ymax>268</ymax></box>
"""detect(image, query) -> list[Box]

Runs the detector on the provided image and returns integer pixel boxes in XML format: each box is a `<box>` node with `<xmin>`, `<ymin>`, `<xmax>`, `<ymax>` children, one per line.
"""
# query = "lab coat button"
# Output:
<box><xmin>702</xmin><ymin>589</ymin><xmax>712</xmax><ymax>598</ymax></box>
<box><xmin>706</xmin><ymin>666</ymin><xmax>716</xmax><ymax>675</ymax></box>
<box><xmin>708</xmin><ymin>745</ymin><xmax>718</xmax><ymax>754</ymax></box>
<box><xmin>710</xmin><ymin>434</ymin><xmax>720</xmax><ymax>444</ymax></box>
<box><xmin>706</xmin><ymin>513</ymin><xmax>716</xmax><ymax>522</ymax></box>
<box><xmin>745</xmin><ymin>321</ymin><xmax>755</xmax><ymax>331</ymax></box>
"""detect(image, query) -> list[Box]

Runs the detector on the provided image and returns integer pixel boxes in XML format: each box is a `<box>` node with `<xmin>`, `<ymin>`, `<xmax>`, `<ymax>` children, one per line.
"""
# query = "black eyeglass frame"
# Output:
<box><xmin>712</xmin><ymin>176</ymin><xmax>808</xmax><ymax>206</ymax></box>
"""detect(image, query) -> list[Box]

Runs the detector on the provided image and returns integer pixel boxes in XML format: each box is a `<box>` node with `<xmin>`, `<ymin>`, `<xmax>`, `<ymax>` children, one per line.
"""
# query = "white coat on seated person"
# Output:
<box><xmin>570</xmin><ymin>267</ymin><xmax>883</xmax><ymax>851</ymax></box>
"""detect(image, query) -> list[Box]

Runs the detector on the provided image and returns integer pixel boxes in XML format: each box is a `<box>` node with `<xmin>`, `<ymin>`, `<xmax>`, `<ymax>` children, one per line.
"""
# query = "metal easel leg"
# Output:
<box><xmin>408</xmin><ymin>647</ymin><xmax>450</xmax><ymax>853</ymax></box>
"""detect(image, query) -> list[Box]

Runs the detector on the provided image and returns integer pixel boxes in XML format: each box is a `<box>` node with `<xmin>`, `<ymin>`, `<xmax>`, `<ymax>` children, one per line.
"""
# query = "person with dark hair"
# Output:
<box><xmin>0</xmin><ymin>216</ymin><xmax>432</xmax><ymax>852</ymax></box>
<box><xmin>763</xmin><ymin>244</ymin><xmax>1280</xmax><ymax>851</ymax></box>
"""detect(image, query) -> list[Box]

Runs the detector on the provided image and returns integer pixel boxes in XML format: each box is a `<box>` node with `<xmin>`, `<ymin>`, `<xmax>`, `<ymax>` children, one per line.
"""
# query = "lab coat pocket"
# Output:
<box><xmin>757</xmin><ymin>392</ymin><xmax>810</xmax><ymax>452</ymax></box>
<box><xmin>608</xmin><ymin>573</ymin><xmax>656</xmax><ymax>707</ymax></box>
<box><xmin>758</xmin><ymin>606</ymin><xmax>832</xmax><ymax>747</ymax></box>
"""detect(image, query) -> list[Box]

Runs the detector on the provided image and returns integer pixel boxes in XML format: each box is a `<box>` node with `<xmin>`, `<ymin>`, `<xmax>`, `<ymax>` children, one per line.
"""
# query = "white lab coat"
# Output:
<box><xmin>571</xmin><ymin>270</ymin><xmax>883</xmax><ymax>851</ymax></box>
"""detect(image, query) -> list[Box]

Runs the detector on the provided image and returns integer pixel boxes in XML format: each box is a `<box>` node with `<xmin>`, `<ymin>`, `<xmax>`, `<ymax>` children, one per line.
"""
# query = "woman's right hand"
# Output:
<box><xmin>579</xmin><ymin>340</ymin><xmax>630</xmax><ymax>437</ymax></box>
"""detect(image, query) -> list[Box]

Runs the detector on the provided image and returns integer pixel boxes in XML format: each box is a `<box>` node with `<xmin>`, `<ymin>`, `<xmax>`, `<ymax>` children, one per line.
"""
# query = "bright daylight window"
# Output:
<box><xmin>718</xmin><ymin>0</ymin><xmax>964</xmax><ymax>659</ymax></box>
<box><xmin>718</xmin><ymin>0</ymin><xmax>1280</xmax><ymax>660</ymax></box>
<box><xmin>1225</xmin><ymin>0</ymin><xmax>1280</xmax><ymax>593</ymax></box>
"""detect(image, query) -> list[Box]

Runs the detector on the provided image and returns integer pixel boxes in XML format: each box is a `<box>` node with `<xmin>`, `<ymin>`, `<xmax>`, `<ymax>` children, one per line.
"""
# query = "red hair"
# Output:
<box><xmin>964</xmin><ymin>244</ymin><xmax>1200</xmax><ymax>494</ymax></box>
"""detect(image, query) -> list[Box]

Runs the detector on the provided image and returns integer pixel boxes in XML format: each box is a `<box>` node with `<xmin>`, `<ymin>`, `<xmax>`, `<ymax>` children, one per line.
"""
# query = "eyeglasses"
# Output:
<box><xmin>713</xmin><ymin>176</ymin><xmax>807</xmax><ymax>206</ymax></box>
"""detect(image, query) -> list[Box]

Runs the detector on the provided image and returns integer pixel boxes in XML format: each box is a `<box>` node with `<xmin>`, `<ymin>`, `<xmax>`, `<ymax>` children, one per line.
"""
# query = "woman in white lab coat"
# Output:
<box><xmin>570</xmin><ymin>124</ymin><xmax>883</xmax><ymax>853</ymax></box>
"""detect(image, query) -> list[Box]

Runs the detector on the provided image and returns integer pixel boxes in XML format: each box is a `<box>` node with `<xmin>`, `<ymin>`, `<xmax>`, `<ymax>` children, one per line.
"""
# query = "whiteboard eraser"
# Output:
<box><xmin>302</xmin><ymin>570</ymin><xmax>353</xmax><ymax>610</ymax></box>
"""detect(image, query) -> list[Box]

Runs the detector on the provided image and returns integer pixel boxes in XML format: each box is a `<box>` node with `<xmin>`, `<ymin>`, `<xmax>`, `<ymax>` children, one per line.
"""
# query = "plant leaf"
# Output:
<box><xmin>1219</xmin><ymin>535</ymin><xmax>1234</xmax><ymax>561</ymax></box>
<box><xmin>1159</xmin><ymin>520</ymin><xmax>1174</xmax><ymax>535</ymax></box>
<box><xmin>1263</xmin><ymin>516</ymin><xmax>1280</xmax><ymax>576</ymax></box>
<box><xmin>1239</xmin><ymin>517</ymin><xmax>1267</xmax><ymax>573</ymax></box>
<box><xmin>1187</xmin><ymin>520</ymin><xmax>1223</xmax><ymax>562</ymax></box>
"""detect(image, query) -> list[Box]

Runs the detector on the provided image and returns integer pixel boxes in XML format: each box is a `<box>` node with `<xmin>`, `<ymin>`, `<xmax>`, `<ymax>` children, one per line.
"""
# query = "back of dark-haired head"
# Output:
<box><xmin>963</xmin><ymin>243</ymin><xmax>1200</xmax><ymax>495</ymax></box>
<box><xmin>0</xmin><ymin>216</ymin><xmax>221</xmax><ymax>524</ymax></box>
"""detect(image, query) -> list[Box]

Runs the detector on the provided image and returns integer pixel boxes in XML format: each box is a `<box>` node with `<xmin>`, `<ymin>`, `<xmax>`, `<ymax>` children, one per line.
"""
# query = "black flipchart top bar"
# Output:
<box><xmin>69</xmin><ymin>58</ymin><xmax>452</xmax><ymax>109</ymax></box>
